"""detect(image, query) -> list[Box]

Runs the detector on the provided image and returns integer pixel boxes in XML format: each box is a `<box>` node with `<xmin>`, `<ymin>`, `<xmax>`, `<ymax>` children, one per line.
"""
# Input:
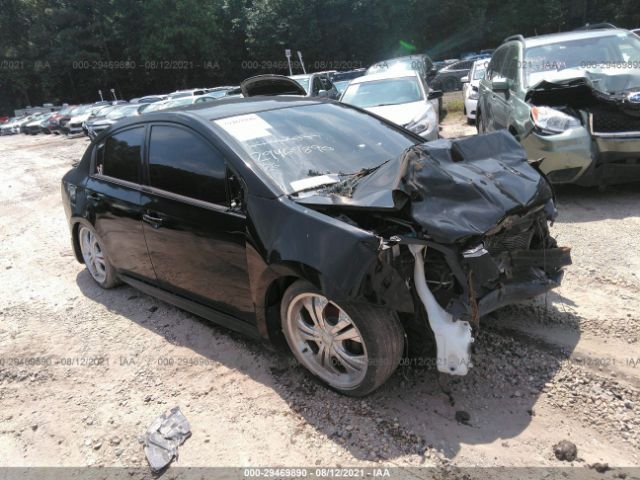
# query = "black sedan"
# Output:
<box><xmin>62</xmin><ymin>97</ymin><xmax>571</xmax><ymax>396</ymax></box>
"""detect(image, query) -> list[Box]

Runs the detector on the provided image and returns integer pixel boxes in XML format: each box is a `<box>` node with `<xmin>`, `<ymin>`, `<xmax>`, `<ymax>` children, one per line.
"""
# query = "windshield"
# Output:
<box><xmin>341</xmin><ymin>77</ymin><xmax>423</xmax><ymax>108</ymax></box>
<box><xmin>525</xmin><ymin>33</ymin><xmax>640</xmax><ymax>85</ymax></box>
<box><xmin>334</xmin><ymin>80</ymin><xmax>350</xmax><ymax>93</ymax></box>
<box><xmin>473</xmin><ymin>65</ymin><xmax>486</xmax><ymax>80</ymax></box>
<box><xmin>213</xmin><ymin>103</ymin><xmax>417</xmax><ymax>194</ymax></box>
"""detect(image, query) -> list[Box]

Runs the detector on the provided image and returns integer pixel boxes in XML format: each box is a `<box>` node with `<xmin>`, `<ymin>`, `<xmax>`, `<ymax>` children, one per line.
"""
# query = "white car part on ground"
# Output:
<box><xmin>409</xmin><ymin>244</ymin><xmax>473</xmax><ymax>375</ymax></box>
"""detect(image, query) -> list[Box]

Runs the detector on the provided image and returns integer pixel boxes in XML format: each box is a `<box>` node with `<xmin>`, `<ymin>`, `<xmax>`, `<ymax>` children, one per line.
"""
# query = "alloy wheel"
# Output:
<box><xmin>285</xmin><ymin>293</ymin><xmax>368</xmax><ymax>390</ymax></box>
<box><xmin>79</xmin><ymin>226</ymin><xmax>107</xmax><ymax>284</ymax></box>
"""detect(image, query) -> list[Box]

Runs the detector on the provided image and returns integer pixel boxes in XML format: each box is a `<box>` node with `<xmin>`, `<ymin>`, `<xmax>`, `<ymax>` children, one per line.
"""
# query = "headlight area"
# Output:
<box><xmin>531</xmin><ymin>106</ymin><xmax>582</xmax><ymax>135</ymax></box>
<box><xmin>406</xmin><ymin>106</ymin><xmax>437</xmax><ymax>137</ymax></box>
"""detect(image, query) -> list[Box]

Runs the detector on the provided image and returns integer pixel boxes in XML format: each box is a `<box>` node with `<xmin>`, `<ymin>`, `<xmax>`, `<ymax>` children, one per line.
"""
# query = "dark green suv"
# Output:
<box><xmin>477</xmin><ymin>27</ymin><xmax>640</xmax><ymax>186</ymax></box>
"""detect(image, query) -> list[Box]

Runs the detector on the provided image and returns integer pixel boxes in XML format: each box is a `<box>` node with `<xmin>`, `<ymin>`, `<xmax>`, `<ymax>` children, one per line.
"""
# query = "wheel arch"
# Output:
<box><xmin>70</xmin><ymin>217</ymin><xmax>95</xmax><ymax>264</ymax></box>
<box><xmin>250</xmin><ymin>258</ymin><xmax>325</xmax><ymax>346</ymax></box>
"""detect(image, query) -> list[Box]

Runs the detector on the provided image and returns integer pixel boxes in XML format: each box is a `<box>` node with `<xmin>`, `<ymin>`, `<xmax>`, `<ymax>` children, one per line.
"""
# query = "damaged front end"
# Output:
<box><xmin>522</xmin><ymin>74</ymin><xmax>640</xmax><ymax>185</ymax></box>
<box><xmin>296</xmin><ymin>131</ymin><xmax>572</xmax><ymax>375</ymax></box>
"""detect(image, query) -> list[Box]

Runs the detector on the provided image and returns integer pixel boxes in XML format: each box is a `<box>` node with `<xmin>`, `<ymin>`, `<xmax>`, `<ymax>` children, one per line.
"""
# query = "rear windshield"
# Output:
<box><xmin>214</xmin><ymin>103</ymin><xmax>417</xmax><ymax>194</ymax></box>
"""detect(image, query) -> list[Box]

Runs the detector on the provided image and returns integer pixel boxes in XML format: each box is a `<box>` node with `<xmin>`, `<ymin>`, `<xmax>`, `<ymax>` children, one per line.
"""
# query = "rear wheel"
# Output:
<box><xmin>78</xmin><ymin>225</ymin><xmax>119</xmax><ymax>288</ymax></box>
<box><xmin>281</xmin><ymin>280</ymin><xmax>404</xmax><ymax>396</ymax></box>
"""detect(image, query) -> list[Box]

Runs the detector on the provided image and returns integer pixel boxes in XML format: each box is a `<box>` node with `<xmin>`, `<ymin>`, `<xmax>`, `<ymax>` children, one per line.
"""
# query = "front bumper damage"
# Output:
<box><xmin>383</xmin><ymin>224</ymin><xmax>571</xmax><ymax>376</ymax></box>
<box><xmin>523</xmin><ymin>77</ymin><xmax>640</xmax><ymax>185</ymax></box>
<box><xmin>292</xmin><ymin>131</ymin><xmax>572</xmax><ymax>376</ymax></box>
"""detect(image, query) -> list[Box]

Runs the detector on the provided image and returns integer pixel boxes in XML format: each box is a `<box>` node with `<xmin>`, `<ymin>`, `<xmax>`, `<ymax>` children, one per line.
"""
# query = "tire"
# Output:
<box><xmin>280</xmin><ymin>280</ymin><xmax>404</xmax><ymax>396</ymax></box>
<box><xmin>476</xmin><ymin>111</ymin><xmax>484</xmax><ymax>134</ymax></box>
<box><xmin>77</xmin><ymin>224</ymin><xmax>119</xmax><ymax>288</ymax></box>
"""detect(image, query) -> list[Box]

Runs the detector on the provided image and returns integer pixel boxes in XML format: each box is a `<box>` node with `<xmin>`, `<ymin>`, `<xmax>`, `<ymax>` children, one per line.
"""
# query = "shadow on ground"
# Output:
<box><xmin>76</xmin><ymin>269</ymin><xmax>580</xmax><ymax>461</ymax></box>
<box><xmin>554</xmin><ymin>182</ymin><xmax>640</xmax><ymax>223</ymax></box>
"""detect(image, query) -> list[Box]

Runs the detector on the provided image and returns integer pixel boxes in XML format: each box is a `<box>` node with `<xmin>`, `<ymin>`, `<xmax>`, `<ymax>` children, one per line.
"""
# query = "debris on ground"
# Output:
<box><xmin>143</xmin><ymin>407</ymin><xmax>191</xmax><ymax>471</ymax></box>
<box><xmin>589</xmin><ymin>463</ymin><xmax>611</xmax><ymax>473</ymax></box>
<box><xmin>553</xmin><ymin>440</ymin><xmax>577</xmax><ymax>462</ymax></box>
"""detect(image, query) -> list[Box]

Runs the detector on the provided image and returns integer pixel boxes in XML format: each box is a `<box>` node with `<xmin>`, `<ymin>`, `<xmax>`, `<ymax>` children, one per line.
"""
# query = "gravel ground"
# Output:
<box><xmin>1</xmin><ymin>103</ymin><xmax>639</xmax><ymax>476</ymax></box>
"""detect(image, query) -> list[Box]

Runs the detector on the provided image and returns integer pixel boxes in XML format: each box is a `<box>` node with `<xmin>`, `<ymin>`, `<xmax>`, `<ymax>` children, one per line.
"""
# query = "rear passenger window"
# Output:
<box><xmin>96</xmin><ymin>127</ymin><xmax>144</xmax><ymax>183</ymax></box>
<box><xmin>148</xmin><ymin>125</ymin><xmax>227</xmax><ymax>205</ymax></box>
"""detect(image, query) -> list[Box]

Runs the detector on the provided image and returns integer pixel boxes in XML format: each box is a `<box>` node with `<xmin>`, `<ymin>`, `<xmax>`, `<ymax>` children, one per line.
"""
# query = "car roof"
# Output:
<box><xmin>149</xmin><ymin>96</ymin><xmax>326</xmax><ymax>121</ymax></box>
<box><xmin>350</xmin><ymin>70</ymin><xmax>420</xmax><ymax>84</ymax></box>
<box><xmin>370</xmin><ymin>54</ymin><xmax>428</xmax><ymax>65</ymax></box>
<box><xmin>520</xmin><ymin>28</ymin><xmax>628</xmax><ymax>48</ymax></box>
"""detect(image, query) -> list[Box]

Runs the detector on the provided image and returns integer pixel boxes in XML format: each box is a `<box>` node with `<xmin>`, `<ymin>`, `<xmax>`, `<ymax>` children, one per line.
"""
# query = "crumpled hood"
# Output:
<box><xmin>366</xmin><ymin>101</ymin><xmax>426</xmax><ymax>126</ymax></box>
<box><xmin>526</xmin><ymin>71</ymin><xmax>640</xmax><ymax>111</ymax></box>
<box><xmin>296</xmin><ymin>131</ymin><xmax>554</xmax><ymax>243</ymax></box>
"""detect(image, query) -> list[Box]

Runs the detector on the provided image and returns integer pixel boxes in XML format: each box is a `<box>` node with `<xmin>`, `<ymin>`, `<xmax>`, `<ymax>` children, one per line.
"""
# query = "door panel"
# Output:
<box><xmin>87</xmin><ymin>126</ymin><xmax>155</xmax><ymax>281</ymax></box>
<box><xmin>141</xmin><ymin>123</ymin><xmax>254</xmax><ymax>322</ymax></box>
<box><xmin>141</xmin><ymin>192</ymin><xmax>254</xmax><ymax>321</ymax></box>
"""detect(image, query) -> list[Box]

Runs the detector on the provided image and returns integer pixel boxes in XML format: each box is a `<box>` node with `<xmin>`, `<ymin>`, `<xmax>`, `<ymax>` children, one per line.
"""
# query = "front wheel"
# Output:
<box><xmin>280</xmin><ymin>280</ymin><xmax>404</xmax><ymax>396</ymax></box>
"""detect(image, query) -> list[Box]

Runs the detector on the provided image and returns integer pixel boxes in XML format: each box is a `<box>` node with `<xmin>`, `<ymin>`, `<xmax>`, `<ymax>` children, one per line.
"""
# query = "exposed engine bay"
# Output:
<box><xmin>295</xmin><ymin>131</ymin><xmax>572</xmax><ymax>375</ymax></box>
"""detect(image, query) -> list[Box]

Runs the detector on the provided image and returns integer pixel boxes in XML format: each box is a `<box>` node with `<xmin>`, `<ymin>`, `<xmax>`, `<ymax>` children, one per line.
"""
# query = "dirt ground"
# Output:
<box><xmin>1</xmin><ymin>99</ymin><xmax>639</xmax><ymax>476</ymax></box>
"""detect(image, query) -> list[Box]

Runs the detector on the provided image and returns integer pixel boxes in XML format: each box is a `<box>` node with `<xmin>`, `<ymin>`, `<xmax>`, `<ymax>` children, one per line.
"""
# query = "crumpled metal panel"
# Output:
<box><xmin>298</xmin><ymin>130</ymin><xmax>555</xmax><ymax>244</ymax></box>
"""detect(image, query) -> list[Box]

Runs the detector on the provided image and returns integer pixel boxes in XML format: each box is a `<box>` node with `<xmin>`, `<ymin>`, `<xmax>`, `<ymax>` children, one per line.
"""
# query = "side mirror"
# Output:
<box><xmin>427</xmin><ymin>90</ymin><xmax>443</xmax><ymax>100</ymax></box>
<box><xmin>317</xmin><ymin>89</ymin><xmax>329</xmax><ymax>98</ymax></box>
<box><xmin>491</xmin><ymin>78</ymin><xmax>509</xmax><ymax>91</ymax></box>
<box><xmin>460</xmin><ymin>76</ymin><xmax>469</xmax><ymax>83</ymax></box>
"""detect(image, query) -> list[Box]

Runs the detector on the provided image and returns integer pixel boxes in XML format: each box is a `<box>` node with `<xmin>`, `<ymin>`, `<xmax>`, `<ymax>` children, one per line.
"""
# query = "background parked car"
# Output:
<box><xmin>366</xmin><ymin>54</ymin><xmax>438</xmax><ymax>84</ymax></box>
<box><xmin>19</xmin><ymin>113</ymin><xmax>45</xmax><ymax>134</ymax></box>
<box><xmin>24</xmin><ymin>112</ymin><xmax>54</xmax><ymax>135</ymax></box>
<box><xmin>461</xmin><ymin>59</ymin><xmax>487</xmax><ymax>124</ymax></box>
<box><xmin>329</xmin><ymin>69</ymin><xmax>366</xmax><ymax>93</ymax></box>
<box><xmin>167</xmin><ymin>88</ymin><xmax>209</xmax><ymax>99</ymax></box>
<box><xmin>340</xmin><ymin>70</ymin><xmax>442</xmax><ymax>141</ymax></box>
<box><xmin>135</xmin><ymin>95</ymin><xmax>168</xmax><ymax>104</ymax></box>
<box><xmin>288</xmin><ymin>72</ymin><xmax>341</xmax><ymax>99</ymax></box>
<box><xmin>0</xmin><ymin>116</ymin><xmax>23</xmax><ymax>135</ymax></box>
<box><xmin>87</xmin><ymin>104</ymin><xmax>146</xmax><ymax>139</ymax></box>
<box><xmin>67</xmin><ymin>104</ymin><xmax>104</xmax><ymax>136</ymax></box>
<box><xmin>203</xmin><ymin>86</ymin><xmax>236</xmax><ymax>98</ymax></box>
<box><xmin>432</xmin><ymin>59</ymin><xmax>474</xmax><ymax>92</ymax></box>
<box><xmin>46</xmin><ymin>106</ymin><xmax>75</xmax><ymax>135</ymax></box>
<box><xmin>477</xmin><ymin>26</ymin><xmax>640</xmax><ymax>186</ymax></box>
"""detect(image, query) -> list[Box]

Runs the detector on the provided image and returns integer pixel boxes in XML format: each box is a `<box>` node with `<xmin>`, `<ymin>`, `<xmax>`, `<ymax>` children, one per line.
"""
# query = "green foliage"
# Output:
<box><xmin>0</xmin><ymin>0</ymin><xmax>637</xmax><ymax>113</ymax></box>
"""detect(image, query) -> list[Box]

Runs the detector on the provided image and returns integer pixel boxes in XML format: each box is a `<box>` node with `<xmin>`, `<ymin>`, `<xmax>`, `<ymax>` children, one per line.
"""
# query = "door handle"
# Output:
<box><xmin>142</xmin><ymin>213</ymin><xmax>163</xmax><ymax>229</ymax></box>
<box><xmin>87</xmin><ymin>192</ymin><xmax>103</xmax><ymax>201</ymax></box>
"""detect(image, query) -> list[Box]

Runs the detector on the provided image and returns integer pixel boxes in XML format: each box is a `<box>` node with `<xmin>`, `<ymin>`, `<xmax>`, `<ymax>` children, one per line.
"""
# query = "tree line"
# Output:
<box><xmin>0</xmin><ymin>0</ymin><xmax>638</xmax><ymax>113</ymax></box>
